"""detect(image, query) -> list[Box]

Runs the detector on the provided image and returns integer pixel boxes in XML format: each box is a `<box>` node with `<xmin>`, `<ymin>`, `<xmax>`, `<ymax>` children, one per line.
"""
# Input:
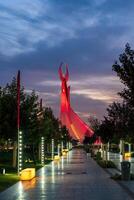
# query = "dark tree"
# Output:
<box><xmin>113</xmin><ymin>43</ymin><xmax>134</xmax><ymax>106</ymax></box>
<box><xmin>112</xmin><ymin>43</ymin><xmax>134</xmax><ymax>142</ymax></box>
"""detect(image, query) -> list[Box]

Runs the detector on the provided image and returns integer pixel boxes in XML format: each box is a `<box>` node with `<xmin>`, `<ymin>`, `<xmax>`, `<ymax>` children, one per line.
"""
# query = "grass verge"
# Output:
<box><xmin>0</xmin><ymin>173</ymin><xmax>19</xmax><ymax>192</ymax></box>
<box><xmin>111</xmin><ymin>173</ymin><xmax>134</xmax><ymax>180</ymax></box>
<box><xmin>96</xmin><ymin>160</ymin><xmax>116</xmax><ymax>168</ymax></box>
<box><xmin>0</xmin><ymin>158</ymin><xmax>52</xmax><ymax>192</ymax></box>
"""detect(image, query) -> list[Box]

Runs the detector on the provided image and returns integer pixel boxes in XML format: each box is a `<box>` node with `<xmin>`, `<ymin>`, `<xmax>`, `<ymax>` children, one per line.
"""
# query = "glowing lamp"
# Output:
<box><xmin>20</xmin><ymin>168</ymin><xmax>35</xmax><ymax>181</ymax></box>
<box><xmin>125</xmin><ymin>152</ymin><xmax>131</xmax><ymax>158</ymax></box>
<box><xmin>54</xmin><ymin>155</ymin><xmax>60</xmax><ymax>160</ymax></box>
<box><xmin>63</xmin><ymin>149</ymin><xmax>69</xmax><ymax>153</ymax></box>
<box><xmin>62</xmin><ymin>152</ymin><xmax>67</xmax><ymax>156</ymax></box>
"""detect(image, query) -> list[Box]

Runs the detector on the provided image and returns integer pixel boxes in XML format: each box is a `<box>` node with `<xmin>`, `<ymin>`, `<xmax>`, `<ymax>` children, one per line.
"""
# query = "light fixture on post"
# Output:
<box><xmin>18</xmin><ymin>130</ymin><xmax>23</xmax><ymax>174</ymax></box>
<box><xmin>41</xmin><ymin>137</ymin><xmax>45</xmax><ymax>165</ymax></box>
<box><xmin>51</xmin><ymin>139</ymin><xmax>54</xmax><ymax>160</ymax></box>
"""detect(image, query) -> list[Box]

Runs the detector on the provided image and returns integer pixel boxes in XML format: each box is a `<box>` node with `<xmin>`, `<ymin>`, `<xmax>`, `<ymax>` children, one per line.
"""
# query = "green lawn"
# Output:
<box><xmin>0</xmin><ymin>173</ymin><xmax>19</xmax><ymax>192</ymax></box>
<box><xmin>0</xmin><ymin>159</ymin><xmax>52</xmax><ymax>192</ymax></box>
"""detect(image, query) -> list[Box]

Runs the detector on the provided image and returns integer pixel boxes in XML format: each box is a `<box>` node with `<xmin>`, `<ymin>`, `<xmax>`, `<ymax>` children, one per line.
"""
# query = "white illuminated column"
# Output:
<box><xmin>41</xmin><ymin>137</ymin><xmax>45</xmax><ymax>165</ymax></box>
<box><xmin>51</xmin><ymin>139</ymin><xmax>54</xmax><ymax>160</ymax></box>
<box><xmin>18</xmin><ymin>131</ymin><xmax>23</xmax><ymax>175</ymax></box>
<box><xmin>69</xmin><ymin>142</ymin><xmax>72</xmax><ymax>150</ymax></box>
<box><xmin>128</xmin><ymin>143</ymin><xmax>131</xmax><ymax>153</ymax></box>
<box><xmin>67</xmin><ymin>142</ymin><xmax>69</xmax><ymax>150</ymax></box>
<box><xmin>61</xmin><ymin>141</ymin><xmax>63</xmax><ymax>152</ymax></box>
<box><xmin>58</xmin><ymin>144</ymin><xmax>60</xmax><ymax>156</ymax></box>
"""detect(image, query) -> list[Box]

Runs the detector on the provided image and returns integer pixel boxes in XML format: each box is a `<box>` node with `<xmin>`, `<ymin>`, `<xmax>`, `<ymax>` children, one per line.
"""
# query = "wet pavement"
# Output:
<box><xmin>0</xmin><ymin>149</ymin><xmax>133</xmax><ymax>200</ymax></box>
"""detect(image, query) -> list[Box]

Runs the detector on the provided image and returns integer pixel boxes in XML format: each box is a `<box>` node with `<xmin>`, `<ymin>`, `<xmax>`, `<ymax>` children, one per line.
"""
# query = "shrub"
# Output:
<box><xmin>97</xmin><ymin>160</ymin><xmax>116</xmax><ymax>168</ymax></box>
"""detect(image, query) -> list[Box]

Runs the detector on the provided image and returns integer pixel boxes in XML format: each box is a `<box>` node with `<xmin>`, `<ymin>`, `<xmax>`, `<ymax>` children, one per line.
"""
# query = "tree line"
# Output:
<box><xmin>0</xmin><ymin>76</ymin><xmax>71</xmax><ymax>167</ymax></box>
<box><xmin>89</xmin><ymin>44</ymin><xmax>134</xmax><ymax>146</ymax></box>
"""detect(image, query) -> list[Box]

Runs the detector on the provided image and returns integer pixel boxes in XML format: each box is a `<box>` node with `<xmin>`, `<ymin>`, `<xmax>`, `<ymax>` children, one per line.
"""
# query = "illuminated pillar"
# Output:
<box><xmin>107</xmin><ymin>141</ymin><xmax>110</xmax><ymax>161</ymax></box>
<box><xmin>41</xmin><ymin>137</ymin><xmax>45</xmax><ymax>165</ymax></box>
<box><xmin>68</xmin><ymin>142</ymin><xmax>70</xmax><ymax>150</ymax></box>
<box><xmin>128</xmin><ymin>143</ymin><xmax>131</xmax><ymax>153</ymax></box>
<box><xmin>120</xmin><ymin>139</ymin><xmax>124</xmax><ymax>161</ymax></box>
<box><xmin>108</xmin><ymin>142</ymin><xmax>110</xmax><ymax>152</ymax></box>
<box><xmin>61</xmin><ymin>141</ymin><xmax>63</xmax><ymax>152</ymax></box>
<box><xmin>18</xmin><ymin>131</ymin><xmax>23</xmax><ymax>175</ymax></box>
<box><xmin>51</xmin><ymin>139</ymin><xmax>54</xmax><ymax>160</ymax></box>
<box><xmin>69</xmin><ymin>142</ymin><xmax>72</xmax><ymax>150</ymax></box>
<box><xmin>67</xmin><ymin>142</ymin><xmax>69</xmax><ymax>150</ymax></box>
<box><xmin>58</xmin><ymin>144</ymin><xmax>60</xmax><ymax>156</ymax></box>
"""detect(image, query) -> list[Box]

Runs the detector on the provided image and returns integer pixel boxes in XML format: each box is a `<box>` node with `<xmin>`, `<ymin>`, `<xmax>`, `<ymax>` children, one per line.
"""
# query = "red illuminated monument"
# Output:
<box><xmin>59</xmin><ymin>63</ymin><xmax>94</xmax><ymax>142</ymax></box>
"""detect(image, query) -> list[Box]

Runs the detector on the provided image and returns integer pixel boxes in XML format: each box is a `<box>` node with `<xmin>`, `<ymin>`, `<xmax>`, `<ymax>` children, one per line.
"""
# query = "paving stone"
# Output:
<box><xmin>0</xmin><ymin>149</ymin><xmax>133</xmax><ymax>200</ymax></box>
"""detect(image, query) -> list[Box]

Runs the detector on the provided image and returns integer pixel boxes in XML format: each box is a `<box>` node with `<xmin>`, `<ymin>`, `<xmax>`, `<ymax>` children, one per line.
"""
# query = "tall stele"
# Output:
<box><xmin>59</xmin><ymin>63</ymin><xmax>94</xmax><ymax>142</ymax></box>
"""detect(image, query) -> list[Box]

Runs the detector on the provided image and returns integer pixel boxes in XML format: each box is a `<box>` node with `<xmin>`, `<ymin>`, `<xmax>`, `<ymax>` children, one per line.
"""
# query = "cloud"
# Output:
<box><xmin>72</xmin><ymin>89</ymin><xmax>118</xmax><ymax>103</ymax></box>
<box><xmin>0</xmin><ymin>0</ymin><xmax>133</xmax><ymax>121</ymax></box>
<box><xmin>38</xmin><ymin>80</ymin><xmax>60</xmax><ymax>87</ymax></box>
<box><xmin>26</xmin><ymin>72</ymin><xmax>122</xmax><ymax>105</ymax></box>
<box><xmin>93</xmin><ymin>0</ymin><xmax>107</xmax><ymax>6</ymax></box>
<box><xmin>0</xmin><ymin>0</ymin><xmax>133</xmax><ymax>58</ymax></box>
<box><xmin>0</xmin><ymin>0</ymin><xmax>102</xmax><ymax>57</ymax></box>
<box><xmin>70</xmin><ymin>75</ymin><xmax>122</xmax><ymax>104</ymax></box>
<box><xmin>21</xmin><ymin>70</ymin><xmax>122</xmax><ymax>120</ymax></box>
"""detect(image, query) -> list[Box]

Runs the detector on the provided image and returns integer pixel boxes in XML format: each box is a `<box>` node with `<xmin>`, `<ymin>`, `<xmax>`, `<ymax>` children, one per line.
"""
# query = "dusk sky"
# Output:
<box><xmin>0</xmin><ymin>0</ymin><xmax>134</xmax><ymax>121</ymax></box>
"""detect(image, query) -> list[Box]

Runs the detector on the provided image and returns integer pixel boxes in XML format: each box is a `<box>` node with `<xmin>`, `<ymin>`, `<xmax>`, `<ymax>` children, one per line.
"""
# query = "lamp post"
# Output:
<box><xmin>41</xmin><ymin>137</ymin><xmax>45</xmax><ymax>165</ymax></box>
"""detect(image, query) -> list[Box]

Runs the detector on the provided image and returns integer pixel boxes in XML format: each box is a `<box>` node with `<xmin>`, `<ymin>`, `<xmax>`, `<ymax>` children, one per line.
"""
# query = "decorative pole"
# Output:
<box><xmin>17</xmin><ymin>70</ymin><xmax>20</xmax><ymax>134</ymax></box>
<box><xmin>51</xmin><ymin>139</ymin><xmax>54</xmax><ymax>160</ymax></box>
<box><xmin>41</xmin><ymin>137</ymin><xmax>45</xmax><ymax>165</ymax></box>
<box><xmin>58</xmin><ymin>144</ymin><xmax>60</xmax><ymax>157</ymax></box>
<box><xmin>17</xmin><ymin>70</ymin><xmax>23</xmax><ymax>175</ymax></box>
<box><xmin>61</xmin><ymin>141</ymin><xmax>63</xmax><ymax>153</ymax></box>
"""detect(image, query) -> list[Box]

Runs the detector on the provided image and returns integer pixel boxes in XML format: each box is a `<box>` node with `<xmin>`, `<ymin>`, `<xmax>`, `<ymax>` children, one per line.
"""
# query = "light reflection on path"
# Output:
<box><xmin>0</xmin><ymin>149</ymin><xmax>133</xmax><ymax>200</ymax></box>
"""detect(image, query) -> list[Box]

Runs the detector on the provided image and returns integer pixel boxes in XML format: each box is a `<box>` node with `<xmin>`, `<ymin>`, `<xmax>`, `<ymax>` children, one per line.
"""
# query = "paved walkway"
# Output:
<box><xmin>0</xmin><ymin>149</ymin><xmax>134</xmax><ymax>200</ymax></box>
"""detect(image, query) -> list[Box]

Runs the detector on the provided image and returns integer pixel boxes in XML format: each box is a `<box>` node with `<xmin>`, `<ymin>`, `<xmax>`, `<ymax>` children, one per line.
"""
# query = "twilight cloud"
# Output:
<box><xmin>0</xmin><ymin>0</ymin><xmax>133</xmax><ymax>120</ymax></box>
